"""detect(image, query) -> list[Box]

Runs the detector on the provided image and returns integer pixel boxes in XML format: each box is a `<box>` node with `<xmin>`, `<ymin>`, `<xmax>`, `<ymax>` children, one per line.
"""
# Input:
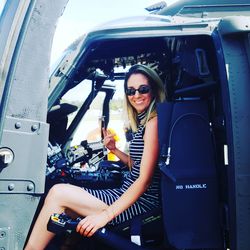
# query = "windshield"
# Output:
<box><xmin>61</xmin><ymin>79</ymin><xmax>92</xmax><ymax>132</ymax></box>
<box><xmin>70</xmin><ymin>89</ymin><xmax>105</xmax><ymax>146</ymax></box>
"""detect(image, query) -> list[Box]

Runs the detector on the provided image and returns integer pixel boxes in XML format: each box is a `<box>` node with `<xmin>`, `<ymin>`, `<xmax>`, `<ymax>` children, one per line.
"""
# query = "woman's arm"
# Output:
<box><xmin>109</xmin><ymin>147</ymin><xmax>131</xmax><ymax>165</ymax></box>
<box><xmin>106</xmin><ymin>116</ymin><xmax>159</xmax><ymax>218</ymax></box>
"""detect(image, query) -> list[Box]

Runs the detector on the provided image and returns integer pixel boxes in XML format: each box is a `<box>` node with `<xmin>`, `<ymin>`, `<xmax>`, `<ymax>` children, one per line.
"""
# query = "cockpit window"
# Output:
<box><xmin>61</xmin><ymin>79</ymin><xmax>92</xmax><ymax>131</ymax></box>
<box><xmin>70</xmin><ymin>90</ymin><xmax>106</xmax><ymax>146</ymax></box>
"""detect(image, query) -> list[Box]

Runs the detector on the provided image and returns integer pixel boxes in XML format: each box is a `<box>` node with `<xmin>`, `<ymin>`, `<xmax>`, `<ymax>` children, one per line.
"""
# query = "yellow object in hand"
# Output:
<box><xmin>107</xmin><ymin>128</ymin><xmax>120</xmax><ymax>141</ymax></box>
<box><xmin>106</xmin><ymin>128</ymin><xmax>119</xmax><ymax>161</ymax></box>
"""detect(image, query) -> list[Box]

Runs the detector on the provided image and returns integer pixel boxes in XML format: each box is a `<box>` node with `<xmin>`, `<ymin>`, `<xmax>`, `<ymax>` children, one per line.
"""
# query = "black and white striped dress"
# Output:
<box><xmin>84</xmin><ymin>111</ymin><xmax>161</xmax><ymax>225</ymax></box>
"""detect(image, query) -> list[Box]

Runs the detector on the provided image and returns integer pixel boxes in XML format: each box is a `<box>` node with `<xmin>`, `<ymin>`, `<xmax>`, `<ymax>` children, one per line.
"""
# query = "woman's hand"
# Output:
<box><xmin>102</xmin><ymin>128</ymin><xmax>116</xmax><ymax>152</ymax></box>
<box><xmin>76</xmin><ymin>211</ymin><xmax>110</xmax><ymax>237</ymax></box>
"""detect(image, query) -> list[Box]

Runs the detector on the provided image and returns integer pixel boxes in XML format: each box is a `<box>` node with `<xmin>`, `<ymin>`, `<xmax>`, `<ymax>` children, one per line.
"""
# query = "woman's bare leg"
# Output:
<box><xmin>25</xmin><ymin>183</ymin><xmax>108</xmax><ymax>250</ymax></box>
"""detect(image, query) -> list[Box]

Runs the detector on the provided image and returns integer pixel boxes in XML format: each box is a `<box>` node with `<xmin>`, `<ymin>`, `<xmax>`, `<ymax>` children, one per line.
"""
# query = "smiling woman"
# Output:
<box><xmin>126</xmin><ymin>74</ymin><xmax>152</xmax><ymax>113</ymax></box>
<box><xmin>25</xmin><ymin>63</ymin><xmax>166</xmax><ymax>249</ymax></box>
<box><xmin>124</xmin><ymin>64</ymin><xmax>165</xmax><ymax>131</ymax></box>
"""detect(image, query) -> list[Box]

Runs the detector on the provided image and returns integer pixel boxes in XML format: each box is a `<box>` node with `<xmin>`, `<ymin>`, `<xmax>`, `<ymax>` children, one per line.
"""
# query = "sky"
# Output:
<box><xmin>51</xmin><ymin>0</ymin><xmax>177</xmax><ymax>63</ymax></box>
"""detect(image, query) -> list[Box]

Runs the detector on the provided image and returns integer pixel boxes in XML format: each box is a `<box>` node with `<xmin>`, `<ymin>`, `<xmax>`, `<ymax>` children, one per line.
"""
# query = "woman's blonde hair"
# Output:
<box><xmin>124</xmin><ymin>64</ymin><xmax>166</xmax><ymax>132</ymax></box>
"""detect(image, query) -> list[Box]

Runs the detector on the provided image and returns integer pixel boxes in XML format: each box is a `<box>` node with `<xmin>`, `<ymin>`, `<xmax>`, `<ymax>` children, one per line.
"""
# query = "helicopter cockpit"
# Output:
<box><xmin>1</xmin><ymin>1</ymin><xmax>250</xmax><ymax>249</ymax></box>
<box><xmin>44</xmin><ymin>28</ymin><xmax>226</xmax><ymax>249</ymax></box>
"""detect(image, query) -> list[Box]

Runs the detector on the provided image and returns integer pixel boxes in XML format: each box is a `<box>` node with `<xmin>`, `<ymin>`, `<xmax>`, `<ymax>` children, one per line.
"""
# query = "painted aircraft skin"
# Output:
<box><xmin>0</xmin><ymin>0</ymin><xmax>249</xmax><ymax>249</ymax></box>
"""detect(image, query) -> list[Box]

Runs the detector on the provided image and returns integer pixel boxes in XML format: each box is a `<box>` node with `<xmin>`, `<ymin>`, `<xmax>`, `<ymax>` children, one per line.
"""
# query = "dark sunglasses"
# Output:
<box><xmin>125</xmin><ymin>85</ymin><xmax>151</xmax><ymax>96</ymax></box>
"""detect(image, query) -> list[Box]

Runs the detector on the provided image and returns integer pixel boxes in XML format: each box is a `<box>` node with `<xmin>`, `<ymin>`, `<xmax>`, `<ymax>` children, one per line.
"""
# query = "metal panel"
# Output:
<box><xmin>0</xmin><ymin>116</ymin><xmax>49</xmax><ymax>194</ymax></box>
<box><xmin>0</xmin><ymin>0</ymin><xmax>69</xmax><ymax>249</ymax></box>
<box><xmin>0</xmin><ymin>0</ymin><xmax>32</xmax><ymax>139</ymax></box>
<box><xmin>219</xmin><ymin>29</ymin><xmax>250</xmax><ymax>250</ymax></box>
<box><xmin>0</xmin><ymin>227</ymin><xmax>10</xmax><ymax>250</ymax></box>
<box><xmin>219</xmin><ymin>16</ymin><xmax>250</xmax><ymax>36</ymax></box>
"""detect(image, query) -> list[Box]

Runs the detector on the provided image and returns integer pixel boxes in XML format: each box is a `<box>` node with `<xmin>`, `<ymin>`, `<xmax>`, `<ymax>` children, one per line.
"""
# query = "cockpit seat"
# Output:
<box><xmin>157</xmin><ymin>100</ymin><xmax>223</xmax><ymax>249</ymax></box>
<box><xmin>109</xmin><ymin>206</ymin><xmax>163</xmax><ymax>248</ymax></box>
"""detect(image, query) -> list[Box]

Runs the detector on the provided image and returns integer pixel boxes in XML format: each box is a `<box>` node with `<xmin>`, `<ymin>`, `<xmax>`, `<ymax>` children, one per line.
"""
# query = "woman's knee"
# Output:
<box><xmin>45</xmin><ymin>183</ymin><xmax>70</xmax><ymax>204</ymax></box>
